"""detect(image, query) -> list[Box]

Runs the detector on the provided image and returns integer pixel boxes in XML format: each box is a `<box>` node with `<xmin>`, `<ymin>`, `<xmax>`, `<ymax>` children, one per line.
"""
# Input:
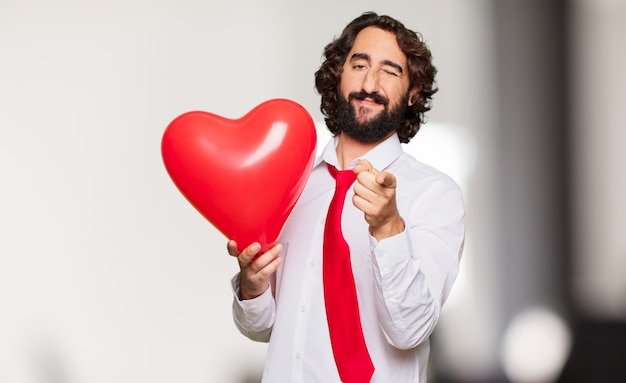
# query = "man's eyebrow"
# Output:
<box><xmin>350</xmin><ymin>52</ymin><xmax>370</xmax><ymax>62</ymax></box>
<box><xmin>349</xmin><ymin>53</ymin><xmax>404</xmax><ymax>74</ymax></box>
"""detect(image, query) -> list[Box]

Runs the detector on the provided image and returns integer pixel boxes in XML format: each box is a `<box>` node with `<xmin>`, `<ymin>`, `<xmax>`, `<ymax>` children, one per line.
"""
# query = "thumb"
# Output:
<box><xmin>353</xmin><ymin>159</ymin><xmax>379</xmax><ymax>175</ymax></box>
<box><xmin>376</xmin><ymin>171</ymin><xmax>396</xmax><ymax>188</ymax></box>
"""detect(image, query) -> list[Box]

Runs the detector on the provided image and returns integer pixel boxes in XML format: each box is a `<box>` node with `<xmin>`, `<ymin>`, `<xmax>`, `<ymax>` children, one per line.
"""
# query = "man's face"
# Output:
<box><xmin>337</xmin><ymin>26</ymin><xmax>413</xmax><ymax>142</ymax></box>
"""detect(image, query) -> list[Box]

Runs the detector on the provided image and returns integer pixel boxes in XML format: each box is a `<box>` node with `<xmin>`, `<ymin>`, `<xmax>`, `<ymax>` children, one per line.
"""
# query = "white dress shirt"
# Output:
<box><xmin>232</xmin><ymin>133</ymin><xmax>465</xmax><ymax>382</ymax></box>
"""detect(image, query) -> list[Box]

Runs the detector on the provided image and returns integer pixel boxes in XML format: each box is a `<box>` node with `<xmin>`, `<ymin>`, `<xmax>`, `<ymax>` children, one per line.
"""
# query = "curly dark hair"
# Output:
<box><xmin>314</xmin><ymin>12</ymin><xmax>438</xmax><ymax>143</ymax></box>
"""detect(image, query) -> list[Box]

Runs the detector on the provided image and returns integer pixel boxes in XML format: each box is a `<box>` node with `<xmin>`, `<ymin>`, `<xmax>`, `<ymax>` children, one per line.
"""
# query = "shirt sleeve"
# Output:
<box><xmin>230</xmin><ymin>273</ymin><xmax>276</xmax><ymax>342</ymax></box>
<box><xmin>370</xmin><ymin>183</ymin><xmax>465</xmax><ymax>350</ymax></box>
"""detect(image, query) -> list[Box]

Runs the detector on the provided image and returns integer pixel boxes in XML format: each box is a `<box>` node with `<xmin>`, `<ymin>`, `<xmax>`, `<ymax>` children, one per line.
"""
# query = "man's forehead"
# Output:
<box><xmin>349</xmin><ymin>27</ymin><xmax>407</xmax><ymax>66</ymax></box>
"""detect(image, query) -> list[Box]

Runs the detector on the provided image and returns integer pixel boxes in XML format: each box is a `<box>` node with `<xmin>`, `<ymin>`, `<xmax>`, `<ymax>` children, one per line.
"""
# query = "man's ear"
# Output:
<box><xmin>408</xmin><ymin>87</ymin><xmax>420</xmax><ymax>106</ymax></box>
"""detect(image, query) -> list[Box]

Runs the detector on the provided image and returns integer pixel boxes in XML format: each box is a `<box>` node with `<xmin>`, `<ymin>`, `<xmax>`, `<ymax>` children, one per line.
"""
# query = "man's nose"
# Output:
<box><xmin>361</xmin><ymin>69</ymin><xmax>380</xmax><ymax>94</ymax></box>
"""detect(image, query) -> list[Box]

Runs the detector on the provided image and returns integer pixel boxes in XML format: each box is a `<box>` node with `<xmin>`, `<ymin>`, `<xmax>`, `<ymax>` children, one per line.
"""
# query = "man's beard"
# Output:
<box><xmin>336</xmin><ymin>90</ymin><xmax>408</xmax><ymax>143</ymax></box>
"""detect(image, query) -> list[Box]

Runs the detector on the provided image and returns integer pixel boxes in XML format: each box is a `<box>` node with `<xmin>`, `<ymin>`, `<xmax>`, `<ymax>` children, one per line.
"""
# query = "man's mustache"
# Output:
<box><xmin>348</xmin><ymin>90</ymin><xmax>389</xmax><ymax>106</ymax></box>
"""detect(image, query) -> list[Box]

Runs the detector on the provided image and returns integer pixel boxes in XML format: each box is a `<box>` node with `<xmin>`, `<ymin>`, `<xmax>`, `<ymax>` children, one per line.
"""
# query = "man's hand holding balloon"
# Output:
<box><xmin>227</xmin><ymin>240</ymin><xmax>282</xmax><ymax>300</ymax></box>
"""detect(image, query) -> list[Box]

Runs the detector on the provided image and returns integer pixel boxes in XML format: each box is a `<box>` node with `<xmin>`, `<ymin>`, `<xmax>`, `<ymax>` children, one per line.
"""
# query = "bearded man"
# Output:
<box><xmin>227</xmin><ymin>12</ymin><xmax>465</xmax><ymax>383</ymax></box>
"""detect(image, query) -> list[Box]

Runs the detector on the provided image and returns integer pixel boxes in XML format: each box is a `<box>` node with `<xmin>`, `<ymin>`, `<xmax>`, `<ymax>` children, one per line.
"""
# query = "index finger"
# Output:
<box><xmin>238</xmin><ymin>242</ymin><xmax>262</xmax><ymax>265</ymax></box>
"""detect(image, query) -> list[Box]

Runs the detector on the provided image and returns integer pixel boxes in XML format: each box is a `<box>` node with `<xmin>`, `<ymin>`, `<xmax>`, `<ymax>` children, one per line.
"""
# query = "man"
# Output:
<box><xmin>228</xmin><ymin>12</ymin><xmax>465</xmax><ymax>382</ymax></box>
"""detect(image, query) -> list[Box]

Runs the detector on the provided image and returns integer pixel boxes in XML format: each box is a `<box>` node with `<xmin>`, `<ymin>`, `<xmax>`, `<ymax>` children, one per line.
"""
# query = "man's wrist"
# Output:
<box><xmin>240</xmin><ymin>282</ymin><xmax>269</xmax><ymax>301</ymax></box>
<box><xmin>370</xmin><ymin>215</ymin><xmax>405</xmax><ymax>241</ymax></box>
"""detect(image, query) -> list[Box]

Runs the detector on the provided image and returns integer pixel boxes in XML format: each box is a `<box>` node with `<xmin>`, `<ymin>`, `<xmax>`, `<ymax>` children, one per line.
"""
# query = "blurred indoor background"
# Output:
<box><xmin>1</xmin><ymin>0</ymin><xmax>624</xmax><ymax>382</ymax></box>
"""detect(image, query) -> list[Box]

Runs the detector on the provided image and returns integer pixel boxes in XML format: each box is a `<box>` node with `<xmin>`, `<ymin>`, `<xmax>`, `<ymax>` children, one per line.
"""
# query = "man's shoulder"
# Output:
<box><xmin>393</xmin><ymin>152</ymin><xmax>458</xmax><ymax>186</ymax></box>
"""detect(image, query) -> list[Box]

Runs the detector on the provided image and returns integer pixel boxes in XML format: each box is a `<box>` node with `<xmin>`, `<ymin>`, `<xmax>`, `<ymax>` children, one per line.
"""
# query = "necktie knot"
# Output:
<box><xmin>327</xmin><ymin>163</ymin><xmax>357</xmax><ymax>188</ymax></box>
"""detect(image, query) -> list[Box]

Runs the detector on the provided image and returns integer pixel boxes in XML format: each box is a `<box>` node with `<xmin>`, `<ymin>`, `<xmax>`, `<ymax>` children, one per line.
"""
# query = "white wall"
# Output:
<box><xmin>0</xmin><ymin>0</ymin><xmax>508</xmax><ymax>382</ymax></box>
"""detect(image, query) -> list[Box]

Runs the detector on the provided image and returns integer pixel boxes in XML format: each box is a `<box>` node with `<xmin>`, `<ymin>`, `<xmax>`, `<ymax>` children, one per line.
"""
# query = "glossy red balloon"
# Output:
<box><xmin>162</xmin><ymin>99</ymin><xmax>317</xmax><ymax>253</ymax></box>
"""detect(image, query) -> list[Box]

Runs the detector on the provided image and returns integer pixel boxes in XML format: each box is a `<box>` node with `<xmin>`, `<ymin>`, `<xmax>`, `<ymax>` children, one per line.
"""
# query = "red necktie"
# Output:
<box><xmin>323</xmin><ymin>163</ymin><xmax>375</xmax><ymax>383</ymax></box>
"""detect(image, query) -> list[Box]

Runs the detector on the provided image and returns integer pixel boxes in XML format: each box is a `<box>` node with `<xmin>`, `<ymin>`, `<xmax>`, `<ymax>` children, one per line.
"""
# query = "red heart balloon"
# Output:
<box><xmin>162</xmin><ymin>99</ymin><xmax>317</xmax><ymax>253</ymax></box>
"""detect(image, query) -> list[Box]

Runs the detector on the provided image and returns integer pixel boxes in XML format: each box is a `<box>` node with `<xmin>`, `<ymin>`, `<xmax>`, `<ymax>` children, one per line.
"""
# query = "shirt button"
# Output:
<box><xmin>378</xmin><ymin>250</ymin><xmax>385</xmax><ymax>258</ymax></box>
<box><xmin>300</xmin><ymin>305</ymin><xmax>306</xmax><ymax>312</ymax></box>
<box><xmin>295</xmin><ymin>352</ymin><xmax>301</xmax><ymax>359</ymax></box>
<box><xmin>308</xmin><ymin>261</ymin><xmax>315</xmax><ymax>268</ymax></box>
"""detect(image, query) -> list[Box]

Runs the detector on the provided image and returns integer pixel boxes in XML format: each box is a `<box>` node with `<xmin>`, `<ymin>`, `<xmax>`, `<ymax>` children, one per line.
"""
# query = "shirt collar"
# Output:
<box><xmin>314</xmin><ymin>133</ymin><xmax>403</xmax><ymax>171</ymax></box>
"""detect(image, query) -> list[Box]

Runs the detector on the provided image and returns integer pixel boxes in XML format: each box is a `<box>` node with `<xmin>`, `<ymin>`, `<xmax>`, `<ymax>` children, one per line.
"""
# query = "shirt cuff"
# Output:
<box><xmin>369</xmin><ymin>228</ymin><xmax>414</xmax><ymax>271</ymax></box>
